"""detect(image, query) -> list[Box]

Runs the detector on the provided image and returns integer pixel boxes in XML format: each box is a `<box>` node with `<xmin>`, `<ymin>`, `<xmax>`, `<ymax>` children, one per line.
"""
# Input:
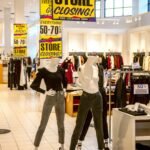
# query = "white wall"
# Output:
<box><xmin>0</xmin><ymin>22</ymin><xmax>4</xmax><ymax>53</ymax></box>
<box><xmin>87</xmin><ymin>34</ymin><xmax>101</xmax><ymax>52</ymax></box>
<box><xmin>68</xmin><ymin>33</ymin><xmax>84</xmax><ymax>52</ymax></box>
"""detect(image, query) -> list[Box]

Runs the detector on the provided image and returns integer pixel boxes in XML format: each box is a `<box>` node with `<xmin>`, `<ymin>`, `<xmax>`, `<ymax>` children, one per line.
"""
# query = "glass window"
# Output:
<box><xmin>139</xmin><ymin>0</ymin><xmax>148</xmax><ymax>14</ymax></box>
<box><xmin>96</xmin><ymin>10</ymin><xmax>101</xmax><ymax>18</ymax></box>
<box><xmin>105</xmin><ymin>0</ymin><xmax>113</xmax><ymax>9</ymax></box>
<box><xmin>124</xmin><ymin>0</ymin><xmax>132</xmax><ymax>7</ymax></box>
<box><xmin>124</xmin><ymin>8</ymin><xmax>132</xmax><ymax>16</ymax></box>
<box><xmin>114</xmin><ymin>0</ymin><xmax>123</xmax><ymax>8</ymax></box>
<box><xmin>96</xmin><ymin>0</ymin><xmax>101</xmax><ymax>9</ymax></box>
<box><xmin>105</xmin><ymin>9</ymin><xmax>113</xmax><ymax>17</ymax></box>
<box><xmin>114</xmin><ymin>8</ymin><xmax>123</xmax><ymax>16</ymax></box>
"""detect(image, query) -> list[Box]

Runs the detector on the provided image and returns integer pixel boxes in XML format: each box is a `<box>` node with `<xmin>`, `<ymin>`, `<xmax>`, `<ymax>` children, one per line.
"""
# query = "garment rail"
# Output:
<box><xmin>107</xmin><ymin>70</ymin><xmax>150</xmax><ymax>143</ymax></box>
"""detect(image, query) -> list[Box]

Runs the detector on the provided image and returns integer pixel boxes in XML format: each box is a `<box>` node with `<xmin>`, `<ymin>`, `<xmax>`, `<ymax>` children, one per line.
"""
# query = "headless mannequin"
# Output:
<box><xmin>78</xmin><ymin>56</ymin><xmax>99</xmax><ymax>93</ymax></box>
<box><xmin>70</xmin><ymin>56</ymin><xmax>104</xmax><ymax>150</ymax></box>
<box><xmin>34</xmin><ymin>58</ymin><xmax>65</xmax><ymax>150</ymax></box>
<box><xmin>45</xmin><ymin>58</ymin><xmax>60</xmax><ymax>96</ymax></box>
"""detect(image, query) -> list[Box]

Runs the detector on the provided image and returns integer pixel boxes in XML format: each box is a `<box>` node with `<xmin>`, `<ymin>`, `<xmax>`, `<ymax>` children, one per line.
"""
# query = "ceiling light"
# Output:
<box><xmin>82</xmin><ymin>21</ymin><xmax>85</xmax><ymax>24</ymax></box>
<box><xmin>97</xmin><ymin>21</ymin><xmax>99</xmax><ymax>24</ymax></box>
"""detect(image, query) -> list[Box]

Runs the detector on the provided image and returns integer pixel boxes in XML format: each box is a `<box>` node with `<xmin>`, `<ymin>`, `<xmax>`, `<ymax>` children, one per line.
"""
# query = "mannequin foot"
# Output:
<box><xmin>77</xmin><ymin>143</ymin><xmax>82</xmax><ymax>150</ymax></box>
<box><xmin>34</xmin><ymin>146</ymin><xmax>38</xmax><ymax>150</ymax></box>
<box><xmin>58</xmin><ymin>147</ymin><xmax>64</xmax><ymax>150</ymax></box>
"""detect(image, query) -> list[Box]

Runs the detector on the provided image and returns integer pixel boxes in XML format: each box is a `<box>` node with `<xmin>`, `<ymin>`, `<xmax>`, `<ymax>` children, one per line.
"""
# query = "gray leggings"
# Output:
<box><xmin>70</xmin><ymin>91</ymin><xmax>104</xmax><ymax>150</ymax></box>
<box><xmin>34</xmin><ymin>91</ymin><xmax>65</xmax><ymax>147</ymax></box>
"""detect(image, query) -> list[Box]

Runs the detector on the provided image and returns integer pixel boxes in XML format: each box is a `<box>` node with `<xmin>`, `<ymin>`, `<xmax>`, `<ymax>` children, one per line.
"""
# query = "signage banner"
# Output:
<box><xmin>52</xmin><ymin>0</ymin><xmax>96</xmax><ymax>21</ymax></box>
<box><xmin>13</xmin><ymin>24</ymin><xmax>27</xmax><ymax>57</ymax></box>
<box><xmin>40</xmin><ymin>0</ymin><xmax>62</xmax><ymax>59</ymax></box>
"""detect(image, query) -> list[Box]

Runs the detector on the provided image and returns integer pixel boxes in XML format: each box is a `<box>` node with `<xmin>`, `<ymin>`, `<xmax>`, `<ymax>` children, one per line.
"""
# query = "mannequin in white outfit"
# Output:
<box><xmin>70</xmin><ymin>56</ymin><xmax>104</xmax><ymax>150</ymax></box>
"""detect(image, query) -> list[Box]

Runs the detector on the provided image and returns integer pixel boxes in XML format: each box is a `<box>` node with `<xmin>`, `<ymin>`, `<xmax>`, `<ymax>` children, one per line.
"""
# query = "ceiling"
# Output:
<box><xmin>0</xmin><ymin>0</ymin><xmax>40</xmax><ymax>23</ymax></box>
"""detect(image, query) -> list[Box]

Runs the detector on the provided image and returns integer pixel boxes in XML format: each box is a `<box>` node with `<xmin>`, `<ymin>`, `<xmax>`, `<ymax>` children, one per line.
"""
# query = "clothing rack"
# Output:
<box><xmin>69</xmin><ymin>52</ymin><xmax>86</xmax><ymax>56</ymax></box>
<box><xmin>107</xmin><ymin>69</ymin><xmax>150</xmax><ymax>142</ymax></box>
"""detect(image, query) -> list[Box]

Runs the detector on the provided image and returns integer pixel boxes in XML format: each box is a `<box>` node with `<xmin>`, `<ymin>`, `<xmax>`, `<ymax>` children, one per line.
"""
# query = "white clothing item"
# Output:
<box><xmin>78</xmin><ymin>56</ymin><xmax>99</xmax><ymax>94</ymax></box>
<box><xmin>110</xmin><ymin>55</ymin><xmax>114</xmax><ymax>69</ymax></box>
<box><xmin>20</xmin><ymin>60</ymin><xmax>26</xmax><ymax>86</ymax></box>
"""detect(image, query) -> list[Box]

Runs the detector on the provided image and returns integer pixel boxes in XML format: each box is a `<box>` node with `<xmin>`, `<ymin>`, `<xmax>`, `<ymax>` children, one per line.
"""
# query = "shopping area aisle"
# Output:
<box><xmin>0</xmin><ymin>84</ymin><xmax>97</xmax><ymax>150</ymax></box>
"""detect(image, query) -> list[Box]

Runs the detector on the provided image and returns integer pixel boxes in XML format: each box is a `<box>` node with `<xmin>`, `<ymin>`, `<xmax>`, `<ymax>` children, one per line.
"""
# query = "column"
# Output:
<box><xmin>14</xmin><ymin>0</ymin><xmax>26</xmax><ymax>23</ymax></box>
<box><xmin>100</xmin><ymin>0</ymin><xmax>105</xmax><ymax>18</ymax></box>
<box><xmin>122</xmin><ymin>33</ymin><xmax>131</xmax><ymax>65</ymax></box>
<box><xmin>145</xmin><ymin>31</ymin><xmax>150</xmax><ymax>56</ymax></box>
<box><xmin>4</xmin><ymin>7</ymin><xmax>11</xmax><ymax>55</ymax></box>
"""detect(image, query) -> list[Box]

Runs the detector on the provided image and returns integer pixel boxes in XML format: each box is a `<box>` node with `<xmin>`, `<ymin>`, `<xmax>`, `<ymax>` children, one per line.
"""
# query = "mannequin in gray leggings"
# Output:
<box><xmin>30</xmin><ymin>58</ymin><xmax>67</xmax><ymax>150</ymax></box>
<box><xmin>70</xmin><ymin>56</ymin><xmax>104</xmax><ymax>150</ymax></box>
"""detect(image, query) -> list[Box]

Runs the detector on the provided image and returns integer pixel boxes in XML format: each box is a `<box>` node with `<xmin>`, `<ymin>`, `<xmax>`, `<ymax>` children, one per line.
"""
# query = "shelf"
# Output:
<box><xmin>136</xmin><ymin>128</ymin><xmax>150</xmax><ymax>137</ymax></box>
<box><xmin>136</xmin><ymin>136</ymin><xmax>150</xmax><ymax>141</ymax></box>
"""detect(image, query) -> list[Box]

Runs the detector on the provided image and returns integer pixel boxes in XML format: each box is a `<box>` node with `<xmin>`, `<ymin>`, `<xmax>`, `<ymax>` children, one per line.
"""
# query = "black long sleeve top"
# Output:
<box><xmin>30</xmin><ymin>67</ymin><xmax>67</xmax><ymax>94</ymax></box>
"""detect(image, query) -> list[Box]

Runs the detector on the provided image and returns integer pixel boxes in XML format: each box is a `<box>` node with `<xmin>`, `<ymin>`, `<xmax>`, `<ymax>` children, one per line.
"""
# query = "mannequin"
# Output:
<box><xmin>76</xmin><ymin>58</ymin><xmax>109</xmax><ymax>150</ymax></box>
<box><xmin>70</xmin><ymin>56</ymin><xmax>104</xmax><ymax>150</ymax></box>
<box><xmin>30</xmin><ymin>58</ymin><xmax>67</xmax><ymax>150</ymax></box>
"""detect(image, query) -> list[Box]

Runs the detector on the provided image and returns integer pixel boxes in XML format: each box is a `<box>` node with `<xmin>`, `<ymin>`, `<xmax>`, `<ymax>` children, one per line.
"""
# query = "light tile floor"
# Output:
<box><xmin>0</xmin><ymin>84</ymin><xmax>109</xmax><ymax>150</ymax></box>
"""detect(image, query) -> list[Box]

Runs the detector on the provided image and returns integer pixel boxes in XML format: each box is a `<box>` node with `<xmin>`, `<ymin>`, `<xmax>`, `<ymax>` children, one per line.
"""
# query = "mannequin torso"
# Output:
<box><xmin>78</xmin><ymin>56</ymin><xmax>99</xmax><ymax>94</ymax></box>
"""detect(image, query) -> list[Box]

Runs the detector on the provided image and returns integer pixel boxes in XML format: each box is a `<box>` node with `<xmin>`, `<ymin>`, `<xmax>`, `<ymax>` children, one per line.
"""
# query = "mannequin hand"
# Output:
<box><xmin>46</xmin><ymin>89</ymin><xmax>56</xmax><ymax>96</ymax></box>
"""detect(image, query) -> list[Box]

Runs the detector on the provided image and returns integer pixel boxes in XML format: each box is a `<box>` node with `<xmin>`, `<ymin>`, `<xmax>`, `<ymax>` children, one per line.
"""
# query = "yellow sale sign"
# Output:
<box><xmin>40</xmin><ymin>0</ymin><xmax>62</xmax><ymax>58</ymax></box>
<box><xmin>14</xmin><ymin>47</ymin><xmax>27</xmax><ymax>57</ymax></box>
<box><xmin>14</xmin><ymin>24</ymin><xmax>27</xmax><ymax>35</ymax></box>
<box><xmin>13</xmin><ymin>24</ymin><xmax>27</xmax><ymax>57</ymax></box>
<box><xmin>40</xmin><ymin>40</ymin><xmax>62</xmax><ymax>58</ymax></box>
<box><xmin>52</xmin><ymin>0</ymin><xmax>96</xmax><ymax>21</ymax></box>
<box><xmin>40</xmin><ymin>0</ymin><xmax>52</xmax><ymax>16</ymax></box>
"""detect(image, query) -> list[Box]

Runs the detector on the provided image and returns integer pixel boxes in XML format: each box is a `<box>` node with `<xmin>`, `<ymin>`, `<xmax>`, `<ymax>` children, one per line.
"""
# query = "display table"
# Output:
<box><xmin>66</xmin><ymin>91</ymin><xmax>82</xmax><ymax>117</ymax></box>
<box><xmin>112</xmin><ymin>109</ymin><xmax>150</xmax><ymax>150</ymax></box>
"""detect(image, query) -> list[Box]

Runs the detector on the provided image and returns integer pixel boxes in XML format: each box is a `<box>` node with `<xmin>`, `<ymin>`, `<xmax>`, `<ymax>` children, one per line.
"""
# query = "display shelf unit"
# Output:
<box><xmin>112</xmin><ymin>109</ymin><xmax>150</xmax><ymax>150</ymax></box>
<box><xmin>66</xmin><ymin>91</ymin><xmax>82</xmax><ymax>117</ymax></box>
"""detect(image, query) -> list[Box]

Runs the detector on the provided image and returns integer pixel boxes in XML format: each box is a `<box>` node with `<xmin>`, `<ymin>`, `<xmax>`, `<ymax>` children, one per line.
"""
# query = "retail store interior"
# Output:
<box><xmin>0</xmin><ymin>0</ymin><xmax>150</xmax><ymax>150</ymax></box>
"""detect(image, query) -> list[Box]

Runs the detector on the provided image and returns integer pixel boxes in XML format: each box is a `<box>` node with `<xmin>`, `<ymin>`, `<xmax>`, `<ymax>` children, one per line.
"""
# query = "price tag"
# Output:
<box><xmin>134</xmin><ymin>84</ymin><xmax>149</xmax><ymax>95</ymax></box>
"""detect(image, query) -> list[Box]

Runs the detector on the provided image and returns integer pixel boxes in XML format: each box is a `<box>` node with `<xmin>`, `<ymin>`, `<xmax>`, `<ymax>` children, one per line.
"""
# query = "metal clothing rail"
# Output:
<box><xmin>107</xmin><ymin>69</ymin><xmax>150</xmax><ymax>142</ymax></box>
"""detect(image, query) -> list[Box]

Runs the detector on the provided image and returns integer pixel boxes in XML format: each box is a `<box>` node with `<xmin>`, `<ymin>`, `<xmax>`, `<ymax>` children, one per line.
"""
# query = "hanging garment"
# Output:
<box><xmin>114</xmin><ymin>76</ymin><xmax>127</xmax><ymax>108</ymax></box>
<box><xmin>130</xmin><ymin>74</ymin><xmax>150</xmax><ymax>105</ymax></box>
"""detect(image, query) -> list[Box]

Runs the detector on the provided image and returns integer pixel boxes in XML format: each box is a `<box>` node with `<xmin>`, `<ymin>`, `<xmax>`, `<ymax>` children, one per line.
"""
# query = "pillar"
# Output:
<box><xmin>4</xmin><ymin>7</ymin><xmax>11</xmax><ymax>54</ymax></box>
<box><xmin>14</xmin><ymin>0</ymin><xmax>26</xmax><ymax>23</ymax></box>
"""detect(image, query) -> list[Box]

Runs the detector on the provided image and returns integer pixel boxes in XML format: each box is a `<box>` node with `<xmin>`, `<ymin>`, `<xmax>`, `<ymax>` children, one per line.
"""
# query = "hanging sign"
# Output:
<box><xmin>40</xmin><ymin>0</ymin><xmax>62</xmax><ymax>59</ymax></box>
<box><xmin>13</xmin><ymin>24</ymin><xmax>27</xmax><ymax>57</ymax></box>
<box><xmin>52</xmin><ymin>0</ymin><xmax>96</xmax><ymax>21</ymax></box>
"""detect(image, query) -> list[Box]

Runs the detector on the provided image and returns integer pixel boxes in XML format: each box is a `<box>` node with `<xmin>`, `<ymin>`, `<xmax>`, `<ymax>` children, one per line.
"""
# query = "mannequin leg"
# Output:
<box><xmin>77</xmin><ymin>110</ymin><xmax>93</xmax><ymax>149</ymax></box>
<box><xmin>70</xmin><ymin>92</ymin><xmax>92</xmax><ymax>150</ymax></box>
<box><xmin>92</xmin><ymin>92</ymin><xmax>104</xmax><ymax>150</ymax></box>
<box><xmin>34</xmin><ymin>95</ymin><xmax>55</xmax><ymax>147</ymax></box>
<box><xmin>79</xmin><ymin>110</ymin><xmax>93</xmax><ymax>141</ymax></box>
<box><xmin>55</xmin><ymin>92</ymin><xmax>65</xmax><ymax>149</ymax></box>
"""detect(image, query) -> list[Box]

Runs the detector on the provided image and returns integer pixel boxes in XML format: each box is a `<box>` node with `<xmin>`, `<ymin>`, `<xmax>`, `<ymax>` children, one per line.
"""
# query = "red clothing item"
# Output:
<box><xmin>65</xmin><ymin>63</ymin><xmax>75</xmax><ymax>84</ymax></box>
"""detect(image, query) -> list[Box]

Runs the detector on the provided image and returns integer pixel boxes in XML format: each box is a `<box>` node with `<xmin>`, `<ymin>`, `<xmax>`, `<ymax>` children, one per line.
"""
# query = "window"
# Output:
<box><xmin>148</xmin><ymin>0</ymin><xmax>150</xmax><ymax>11</ymax></box>
<box><xmin>96</xmin><ymin>0</ymin><xmax>101</xmax><ymax>18</ymax></box>
<box><xmin>139</xmin><ymin>0</ymin><xmax>148</xmax><ymax>14</ymax></box>
<box><xmin>105</xmin><ymin>0</ymin><xmax>132</xmax><ymax>17</ymax></box>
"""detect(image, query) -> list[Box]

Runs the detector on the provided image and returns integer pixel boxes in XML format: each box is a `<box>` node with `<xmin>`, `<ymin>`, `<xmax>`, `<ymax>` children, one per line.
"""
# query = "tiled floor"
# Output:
<box><xmin>0</xmin><ymin>84</ymin><xmax>109</xmax><ymax>150</ymax></box>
